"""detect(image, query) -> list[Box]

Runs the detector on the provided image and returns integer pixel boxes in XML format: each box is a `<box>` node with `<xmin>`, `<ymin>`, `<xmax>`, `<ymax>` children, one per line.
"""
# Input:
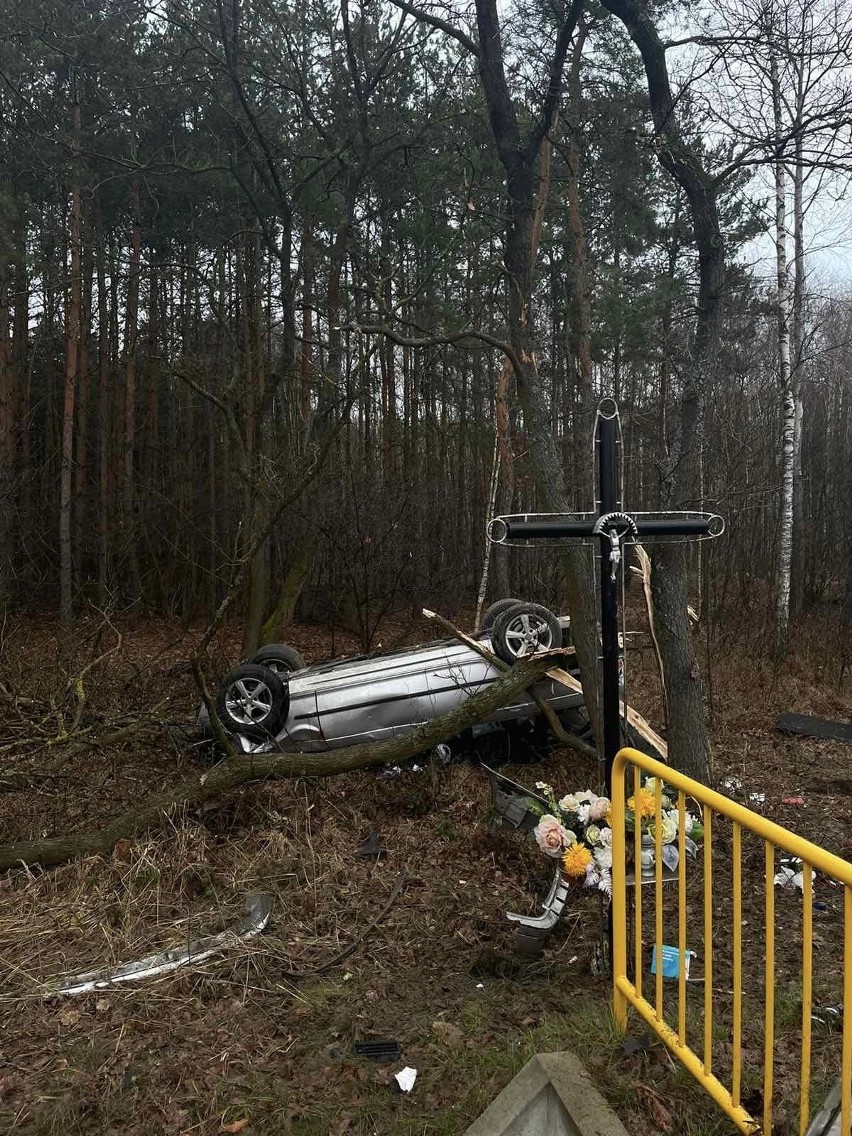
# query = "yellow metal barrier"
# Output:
<box><xmin>611</xmin><ymin>747</ymin><xmax>852</xmax><ymax>1136</ymax></box>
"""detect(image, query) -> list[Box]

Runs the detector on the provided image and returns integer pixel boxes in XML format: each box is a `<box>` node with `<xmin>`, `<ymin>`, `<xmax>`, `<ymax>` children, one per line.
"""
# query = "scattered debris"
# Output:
<box><xmin>506</xmin><ymin>867</ymin><xmax>569</xmax><ymax>933</ymax></box>
<box><xmin>484</xmin><ymin>764</ymin><xmax>547</xmax><ymax>834</ymax></box>
<box><xmin>52</xmin><ymin>894</ymin><xmax>273</xmax><ymax>996</ymax></box>
<box><xmin>777</xmin><ymin>713</ymin><xmax>852</xmax><ymax>745</ymax></box>
<box><xmin>622</xmin><ymin>1033</ymin><xmax>659</xmax><ymax>1056</ymax></box>
<box><xmin>394</xmin><ymin>1066</ymin><xmax>417</xmax><ymax>1093</ymax></box>
<box><xmin>353</xmin><ymin>1040</ymin><xmax>402</xmax><ymax>1063</ymax></box>
<box><xmin>220</xmin><ymin>1118</ymin><xmax>250</xmax><ymax>1134</ymax></box>
<box><xmin>651</xmin><ymin>945</ymin><xmax>696</xmax><ymax>980</ymax></box>
<box><xmin>432</xmin><ymin>743</ymin><xmax>452</xmax><ymax>765</ymax></box>
<box><xmin>720</xmin><ymin>777</ymin><xmax>765</xmax><ymax>807</ymax></box>
<box><xmin>660</xmin><ymin>844</ymin><xmax>679</xmax><ymax>871</ymax></box>
<box><xmin>590</xmin><ymin>939</ymin><xmax>610</xmax><ymax>977</ymax></box>
<box><xmin>379</xmin><ymin>762</ymin><xmax>425</xmax><ymax>780</ymax></box>
<box><xmin>774</xmin><ymin>857</ymin><xmax>812</xmax><ymax>892</ymax></box>
<box><xmin>812</xmin><ymin>1004</ymin><xmax>842</xmax><ymax>1029</ymax></box>
<box><xmin>355</xmin><ymin>830</ymin><xmax>387</xmax><ymax>860</ymax></box>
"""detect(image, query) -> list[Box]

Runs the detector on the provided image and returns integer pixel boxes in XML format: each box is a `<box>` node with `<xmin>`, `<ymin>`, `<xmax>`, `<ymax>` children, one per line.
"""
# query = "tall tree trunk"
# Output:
<box><xmin>470</xmin><ymin>0</ymin><xmax>602</xmax><ymax>740</ymax></box>
<box><xmin>790</xmin><ymin>103</ymin><xmax>806</xmax><ymax>618</ymax></box>
<box><xmin>771</xmin><ymin>44</ymin><xmax>795</xmax><ymax>660</ymax></box>
<box><xmin>0</xmin><ymin>255</ymin><xmax>12</xmax><ymax>605</ymax></box>
<box><xmin>122</xmin><ymin>178</ymin><xmax>142</xmax><ymax>604</ymax></box>
<box><xmin>95</xmin><ymin>197</ymin><xmax>112</xmax><ymax>603</ymax></box>
<box><xmin>600</xmin><ymin>0</ymin><xmax>726</xmax><ymax>781</ymax></box>
<box><xmin>564</xmin><ymin>17</ymin><xmax>592</xmax><ymax>447</ymax></box>
<box><xmin>74</xmin><ymin>205</ymin><xmax>93</xmax><ymax>587</ymax></box>
<box><xmin>300</xmin><ymin>219</ymin><xmax>314</xmax><ymax>442</ymax></box>
<box><xmin>12</xmin><ymin>210</ymin><xmax>28</xmax><ymax>571</ymax></box>
<box><xmin>60</xmin><ymin>89</ymin><xmax>82</xmax><ymax>623</ymax></box>
<box><xmin>241</xmin><ymin>223</ymin><xmax>269</xmax><ymax>658</ymax></box>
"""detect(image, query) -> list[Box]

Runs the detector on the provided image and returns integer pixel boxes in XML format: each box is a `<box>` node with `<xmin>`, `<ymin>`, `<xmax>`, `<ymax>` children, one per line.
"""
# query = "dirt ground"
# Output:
<box><xmin>0</xmin><ymin>602</ymin><xmax>850</xmax><ymax>1135</ymax></box>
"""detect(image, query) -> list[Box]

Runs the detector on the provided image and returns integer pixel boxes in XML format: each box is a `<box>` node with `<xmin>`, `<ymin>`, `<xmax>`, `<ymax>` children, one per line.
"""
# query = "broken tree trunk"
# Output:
<box><xmin>0</xmin><ymin>651</ymin><xmax>569</xmax><ymax>873</ymax></box>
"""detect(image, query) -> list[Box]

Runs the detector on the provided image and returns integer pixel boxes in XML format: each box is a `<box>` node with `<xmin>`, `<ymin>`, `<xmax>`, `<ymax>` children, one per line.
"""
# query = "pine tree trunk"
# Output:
<box><xmin>0</xmin><ymin>255</ymin><xmax>12</xmax><ymax>605</ymax></box>
<box><xmin>95</xmin><ymin>197</ymin><xmax>112</xmax><ymax>603</ymax></box>
<box><xmin>73</xmin><ymin>207</ymin><xmax>93</xmax><ymax>586</ymax></box>
<box><xmin>122</xmin><ymin>178</ymin><xmax>142</xmax><ymax>604</ymax></box>
<box><xmin>60</xmin><ymin>90</ymin><xmax>82</xmax><ymax>623</ymax></box>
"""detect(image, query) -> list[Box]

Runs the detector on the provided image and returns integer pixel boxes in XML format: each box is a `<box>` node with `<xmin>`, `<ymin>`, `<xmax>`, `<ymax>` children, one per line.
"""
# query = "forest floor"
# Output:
<box><xmin>0</xmin><ymin>601</ymin><xmax>850</xmax><ymax>1136</ymax></box>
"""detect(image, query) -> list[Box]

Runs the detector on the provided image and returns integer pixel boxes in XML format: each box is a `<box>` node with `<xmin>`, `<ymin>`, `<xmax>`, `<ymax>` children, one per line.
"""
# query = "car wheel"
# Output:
<box><xmin>491</xmin><ymin>602</ymin><xmax>562</xmax><ymax>665</ymax></box>
<box><xmin>250</xmin><ymin>643</ymin><xmax>306</xmax><ymax>675</ymax></box>
<box><xmin>480</xmin><ymin>597</ymin><xmax>526</xmax><ymax>632</ymax></box>
<box><xmin>558</xmin><ymin>705</ymin><xmax>593</xmax><ymax>740</ymax></box>
<box><xmin>216</xmin><ymin>663</ymin><xmax>289</xmax><ymax>740</ymax></box>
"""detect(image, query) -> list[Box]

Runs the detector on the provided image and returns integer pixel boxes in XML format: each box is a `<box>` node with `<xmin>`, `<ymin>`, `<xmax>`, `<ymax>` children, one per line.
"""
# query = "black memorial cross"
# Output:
<box><xmin>487</xmin><ymin>398</ymin><xmax>724</xmax><ymax>792</ymax></box>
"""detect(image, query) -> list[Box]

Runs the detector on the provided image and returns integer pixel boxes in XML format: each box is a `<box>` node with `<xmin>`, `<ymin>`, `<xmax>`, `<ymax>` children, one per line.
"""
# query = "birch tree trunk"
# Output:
<box><xmin>790</xmin><ymin>87</ymin><xmax>806</xmax><ymax>618</ymax></box>
<box><xmin>771</xmin><ymin>43</ymin><xmax>795</xmax><ymax>660</ymax></box>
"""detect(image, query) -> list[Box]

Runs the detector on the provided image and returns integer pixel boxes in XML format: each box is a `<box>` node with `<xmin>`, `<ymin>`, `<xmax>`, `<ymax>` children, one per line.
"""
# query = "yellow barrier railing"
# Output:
<box><xmin>612</xmin><ymin>747</ymin><xmax>852</xmax><ymax>1136</ymax></box>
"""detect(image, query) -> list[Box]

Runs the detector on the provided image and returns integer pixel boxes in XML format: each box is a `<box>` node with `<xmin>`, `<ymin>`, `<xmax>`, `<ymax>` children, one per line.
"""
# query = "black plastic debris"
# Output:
<box><xmin>356</xmin><ymin>830</ymin><xmax>387</xmax><ymax>861</ymax></box>
<box><xmin>622</xmin><ymin>1033</ymin><xmax>658</xmax><ymax>1056</ymax></box>
<box><xmin>777</xmin><ymin>713</ymin><xmax>852</xmax><ymax>745</ymax></box>
<box><xmin>353</xmin><ymin>1039</ymin><xmax>402</xmax><ymax>1062</ymax></box>
<box><xmin>484</xmin><ymin>764</ymin><xmax>547</xmax><ymax>835</ymax></box>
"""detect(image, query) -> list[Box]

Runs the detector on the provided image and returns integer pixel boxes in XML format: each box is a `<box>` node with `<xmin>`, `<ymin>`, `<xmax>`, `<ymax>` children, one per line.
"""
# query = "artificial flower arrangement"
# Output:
<box><xmin>530</xmin><ymin>778</ymin><xmax>703</xmax><ymax>899</ymax></box>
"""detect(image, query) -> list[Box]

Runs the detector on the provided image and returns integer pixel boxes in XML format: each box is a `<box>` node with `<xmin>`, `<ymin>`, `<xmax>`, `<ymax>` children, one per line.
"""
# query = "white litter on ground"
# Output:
<box><xmin>394</xmin><ymin>1067</ymin><xmax>417</xmax><ymax>1093</ymax></box>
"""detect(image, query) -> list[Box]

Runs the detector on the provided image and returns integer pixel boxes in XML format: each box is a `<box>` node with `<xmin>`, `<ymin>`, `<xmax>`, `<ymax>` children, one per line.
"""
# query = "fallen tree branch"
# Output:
<box><xmin>0</xmin><ymin>770</ymin><xmax>82</xmax><ymax>793</ymax></box>
<box><xmin>543</xmin><ymin>664</ymin><xmax>669</xmax><ymax>761</ymax></box>
<box><xmin>632</xmin><ymin>544</ymin><xmax>669</xmax><ymax>727</ymax></box>
<box><xmin>0</xmin><ymin>651</ymin><xmax>571</xmax><ymax>873</ymax></box>
<box><xmin>421</xmin><ymin>608</ymin><xmax>595</xmax><ymax>760</ymax></box>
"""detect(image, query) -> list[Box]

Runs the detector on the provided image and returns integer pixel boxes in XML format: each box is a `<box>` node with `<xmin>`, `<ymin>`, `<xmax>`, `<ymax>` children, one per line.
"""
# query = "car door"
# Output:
<box><xmin>310</xmin><ymin>649</ymin><xmax>437</xmax><ymax>748</ymax></box>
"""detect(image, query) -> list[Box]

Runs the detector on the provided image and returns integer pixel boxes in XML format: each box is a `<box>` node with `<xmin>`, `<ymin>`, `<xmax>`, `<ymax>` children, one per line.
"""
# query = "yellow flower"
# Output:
<box><xmin>628</xmin><ymin>788</ymin><xmax>656</xmax><ymax>820</ymax></box>
<box><xmin>562</xmin><ymin>842</ymin><xmax>594</xmax><ymax>879</ymax></box>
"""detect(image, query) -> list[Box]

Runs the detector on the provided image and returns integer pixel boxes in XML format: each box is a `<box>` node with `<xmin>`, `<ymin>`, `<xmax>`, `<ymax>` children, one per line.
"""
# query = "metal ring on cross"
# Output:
<box><xmin>592</xmin><ymin>511</ymin><xmax>639</xmax><ymax>541</ymax></box>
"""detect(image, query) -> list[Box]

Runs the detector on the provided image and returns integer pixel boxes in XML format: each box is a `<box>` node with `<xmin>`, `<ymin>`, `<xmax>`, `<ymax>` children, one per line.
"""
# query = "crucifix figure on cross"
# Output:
<box><xmin>487</xmin><ymin>397</ymin><xmax>725</xmax><ymax>793</ymax></box>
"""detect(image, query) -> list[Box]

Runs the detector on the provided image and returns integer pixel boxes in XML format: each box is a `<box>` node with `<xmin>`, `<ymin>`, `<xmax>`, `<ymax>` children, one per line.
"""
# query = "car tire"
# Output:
<box><xmin>558</xmin><ymin>705</ymin><xmax>593</xmax><ymax>741</ymax></box>
<box><xmin>216</xmin><ymin>663</ymin><xmax>289</xmax><ymax>740</ymax></box>
<box><xmin>480</xmin><ymin>597</ymin><xmax>526</xmax><ymax>632</ymax></box>
<box><xmin>491</xmin><ymin>602</ymin><xmax>562</xmax><ymax>665</ymax></box>
<box><xmin>250</xmin><ymin>643</ymin><xmax>306</xmax><ymax>675</ymax></box>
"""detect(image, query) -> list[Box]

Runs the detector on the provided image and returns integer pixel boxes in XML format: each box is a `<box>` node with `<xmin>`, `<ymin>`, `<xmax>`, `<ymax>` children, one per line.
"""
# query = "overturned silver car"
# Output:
<box><xmin>202</xmin><ymin>600</ymin><xmax>592</xmax><ymax>754</ymax></box>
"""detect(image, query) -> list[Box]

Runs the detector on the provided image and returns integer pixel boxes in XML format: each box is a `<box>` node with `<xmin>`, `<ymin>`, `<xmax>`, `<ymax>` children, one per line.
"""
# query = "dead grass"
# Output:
<box><xmin>0</xmin><ymin>604</ymin><xmax>848</xmax><ymax>1134</ymax></box>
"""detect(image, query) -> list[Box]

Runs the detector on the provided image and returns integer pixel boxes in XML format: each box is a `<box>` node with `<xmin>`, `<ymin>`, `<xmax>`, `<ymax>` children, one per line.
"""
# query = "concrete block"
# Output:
<box><xmin>464</xmin><ymin>1051</ymin><xmax>629</xmax><ymax>1136</ymax></box>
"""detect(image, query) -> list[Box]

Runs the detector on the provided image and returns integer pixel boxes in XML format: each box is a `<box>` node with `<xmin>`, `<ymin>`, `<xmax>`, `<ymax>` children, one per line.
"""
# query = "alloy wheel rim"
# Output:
<box><xmin>504</xmin><ymin>613</ymin><xmax>553</xmax><ymax>657</ymax></box>
<box><xmin>225</xmin><ymin>677</ymin><xmax>274</xmax><ymax>725</ymax></box>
